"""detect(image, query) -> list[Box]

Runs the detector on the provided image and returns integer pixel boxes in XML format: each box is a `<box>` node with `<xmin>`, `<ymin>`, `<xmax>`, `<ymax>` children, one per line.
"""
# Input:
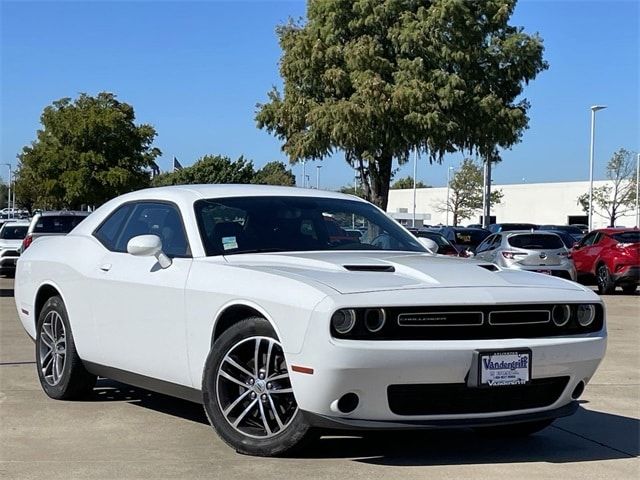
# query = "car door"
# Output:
<box><xmin>89</xmin><ymin>201</ymin><xmax>193</xmax><ymax>385</ymax></box>
<box><xmin>572</xmin><ymin>232</ymin><xmax>599</xmax><ymax>274</ymax></box>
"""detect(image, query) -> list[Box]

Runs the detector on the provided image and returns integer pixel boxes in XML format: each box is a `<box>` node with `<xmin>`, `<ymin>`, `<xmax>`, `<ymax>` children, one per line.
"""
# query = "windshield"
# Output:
<box><xmin>194</xmin><ymin>196</ymin><xmax>425</xmax><ymax>256</ymax></box>
<box><xmin>0</xmin><ymin>225</ymin><xmax>28</xmax><ymax>240</ymax></box>
<box><xmin>508</xmin><ymin>234</ymin><xmax>564</xmax><ymax>250</ymax></box>
<box><xmin>611</xmin><ymin>231</ymin><xmax>640</xmax><ymax>244</ymax></box>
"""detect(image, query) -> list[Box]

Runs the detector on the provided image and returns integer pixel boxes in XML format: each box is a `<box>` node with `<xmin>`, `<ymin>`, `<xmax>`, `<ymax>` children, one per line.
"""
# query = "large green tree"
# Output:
<box><xmin>437</xmin><ymin>158</ymin><xmax>503</xmax><ymax>225</ymax></box>
<box><xmin>256</xmin><ymin>0</ymin><xmax>547</xmax><ymax>209</ymax></box>
<box><xmin>577</xmin><ymin>149</ymin><xmax>638</xmax><ymax>227</ymax></box>
<box><xmin>15</xmin><ymin>92</ymin><xmax>161</xmax><ymax>209</ymax></box>
<box><xmin>151</xmin><ymin>155</ymin><xmax>255</xmax><ymax>186</ymax></box>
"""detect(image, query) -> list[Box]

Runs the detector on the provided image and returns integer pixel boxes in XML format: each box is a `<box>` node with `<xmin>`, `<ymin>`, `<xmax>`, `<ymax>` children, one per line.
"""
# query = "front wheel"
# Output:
<box><xmin>202</xmin><ymin>317</ymin><xmax>314</xmax><ymax>456</ymax></box>
<box><xmin>474</xmin><ymin>419</ymin><xmax>554</xmax><ymax>437</ymax></box>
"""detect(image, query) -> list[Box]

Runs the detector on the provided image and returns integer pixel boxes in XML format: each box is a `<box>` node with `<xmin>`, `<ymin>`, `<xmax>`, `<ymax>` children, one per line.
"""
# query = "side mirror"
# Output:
<box><xmin>418</xmin><ymin>237</ymin><xmax>439</xmax><ymax>254</ymax></box>
<box><xmin>127</xmin><ymin>234</ymin><xmax>172</xmax><ymax>269</ymax></box>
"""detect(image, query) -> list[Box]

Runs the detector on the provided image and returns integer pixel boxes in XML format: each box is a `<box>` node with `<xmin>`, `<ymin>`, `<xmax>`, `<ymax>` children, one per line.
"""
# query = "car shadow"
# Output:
<box><xmin>89</xmin><ymin>378</ymin><xmax>638</xmax><ymax>465</ymax></box>
<box><xmin>0</xmin><ymin>288</ymin><xmax>15</xmax><ymax>297</ymax></box>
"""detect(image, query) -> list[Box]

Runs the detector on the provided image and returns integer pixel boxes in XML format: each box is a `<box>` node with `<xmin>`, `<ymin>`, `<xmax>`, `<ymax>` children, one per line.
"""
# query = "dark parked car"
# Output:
<box><xmin>539</xmin><ymin>225</ymin><xmax>584</xmax><ymax>242</ymax></box>
<box><xmin>539</xmin><ymin>229</ymin><xmax>581</xmax><ymax>249</ymax></box>
<box><xmin>440</xmin><ymin>227</ymin><xmax>491</xmax><ymax>255</ymax></box>
<box><xmin>414</xmin><ymin>230</ymin><xmax>460</xmax><ymax>256</ymax></box>
<box><xmin>487</xmin><ymin>223</ymin><xmax>538</xmax><ymax>233</ymax></box>
<box><xmin>572</xmin><ymin>228</ymin><xmax>639</xmax><ymax>294</ymax></box>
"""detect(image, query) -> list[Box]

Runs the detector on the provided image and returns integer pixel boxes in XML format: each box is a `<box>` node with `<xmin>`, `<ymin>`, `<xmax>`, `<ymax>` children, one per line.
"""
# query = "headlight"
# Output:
<box><xmin>331</xmin><ymin>309</ymin><xmax>356</xmax><ymax>334</ymax></box>
<box><xmin>552</xmin><ymin>304</ymin><xmax>571</xmax><ymax>327</ymax></box>
<box><xmin>576</xmin><ymin>304</ymin><xmax>596</xmax><ymax>327</ymax></box>
<box><xmin>364</xmin><ymin>308</ymin><xmax>386</xmax><ymax>333</ymax></box>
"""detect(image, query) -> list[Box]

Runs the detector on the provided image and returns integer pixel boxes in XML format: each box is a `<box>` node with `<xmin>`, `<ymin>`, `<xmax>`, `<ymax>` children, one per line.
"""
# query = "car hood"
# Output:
<box><xmin>222</xmin><ymin>251</ymin><xmax>584</xmax><ymax>294</ymax></box>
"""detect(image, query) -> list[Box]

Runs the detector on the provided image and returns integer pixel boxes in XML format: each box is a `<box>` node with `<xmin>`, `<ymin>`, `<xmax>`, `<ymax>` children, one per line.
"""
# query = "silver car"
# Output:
<box><xmin>475</xmin><ymin>231</ymin><xmax>577</xmax><ymax>281</ymax></box>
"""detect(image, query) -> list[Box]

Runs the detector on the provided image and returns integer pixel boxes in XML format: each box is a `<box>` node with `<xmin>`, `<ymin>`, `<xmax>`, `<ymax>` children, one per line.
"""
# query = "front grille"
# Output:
<box><xmin>331</xmin><ymin>304</ymin><xmax>604</xmax><ymax>340</ymax></box>
<box><xmin>388</xmin><ymin>377</ymin><xmax>570</xmax><ymax>416</ymax></box>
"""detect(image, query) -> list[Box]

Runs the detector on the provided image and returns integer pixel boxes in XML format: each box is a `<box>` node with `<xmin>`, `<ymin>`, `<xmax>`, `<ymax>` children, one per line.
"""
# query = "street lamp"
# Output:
<box><xmin>588</xmin><ymin>105</ymin><xmax>607</xmax><ymax>231</ymax></box>
<box><xmin>301</xmin><ymin>160</ymin><xmax>306</xmax><ymax>188</ymax></box>
<box><xmin>316</xmin><ymin>165</ymin><xmax>322</xmax><ymax>189</ymax></box>
<box><xmin>2</xmin><ymin>163</ymin><xmax>12</xmax><ymax>217</ymax></box>
<box><xmin>412</xmin><ymin>148</ymin><xmax>418</xmax><ymax>228</ymax></box>
<box><xmin>446</xmin><ymin>166</ymin><xmax>454</xmax><ymax>226</ymax></box>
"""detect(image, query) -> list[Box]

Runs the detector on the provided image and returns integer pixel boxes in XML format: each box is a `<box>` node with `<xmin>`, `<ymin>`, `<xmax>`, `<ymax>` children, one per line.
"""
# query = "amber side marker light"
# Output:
<box><xmin>291</xmin><ymin>365</ymin><xmax>314</xmax><ymax>375</ymax></box>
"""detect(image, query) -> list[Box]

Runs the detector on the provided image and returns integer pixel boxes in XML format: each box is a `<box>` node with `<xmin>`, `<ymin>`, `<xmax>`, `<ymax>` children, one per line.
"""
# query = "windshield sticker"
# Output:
<box><xmin>222</xmin><ymin>236</ymin><xmax>238</xmax><ymax>250</ymax></box>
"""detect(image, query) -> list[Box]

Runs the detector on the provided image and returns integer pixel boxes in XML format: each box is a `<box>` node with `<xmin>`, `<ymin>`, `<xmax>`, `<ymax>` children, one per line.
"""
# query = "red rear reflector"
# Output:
<box><xmin>291</xmin><ymin>365</ymin><xmax>314</xmax><ymax>375</ymax></box>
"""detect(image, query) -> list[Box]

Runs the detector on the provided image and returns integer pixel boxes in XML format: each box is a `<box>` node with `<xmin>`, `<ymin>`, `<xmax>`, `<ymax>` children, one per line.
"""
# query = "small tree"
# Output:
<box><xmin>151</xmin><ymin>155</ymin><xmax>255</xmax><ymax>186</ymax></box>
<box><xmin>15</xmin><ymin>92</ymin><xmax>160</xmax><ymax>209</ymax></box>
<box><xmin>391</xmin><ymin>176</ymin><xmax>429</xmax><ymax>189</ymax></box>
<box><xmin>577</xmin><ymin>149</ymin><xmax>638</xmax><ymax>226</ymax></box>
<box><xmin>252</xmin><ymin>161</ymin><xmax>296</xmax><ymax>186</ymax></box>
<box><xmin>437</xmin><ymin>159</ymin><xmax>503</xmax><ymax>226</ymax></box>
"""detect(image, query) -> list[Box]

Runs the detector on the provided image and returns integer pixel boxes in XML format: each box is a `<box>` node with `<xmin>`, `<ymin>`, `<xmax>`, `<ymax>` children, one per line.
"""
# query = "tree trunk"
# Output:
<box><xmin>366</xmin><ymin>154</ymin><xmax>393</xmax><ymax>210</ymax></box>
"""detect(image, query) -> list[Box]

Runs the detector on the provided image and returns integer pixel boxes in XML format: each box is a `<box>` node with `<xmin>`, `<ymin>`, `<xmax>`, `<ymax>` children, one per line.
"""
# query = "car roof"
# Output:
<box><xmin>0</xmin><ymin>220</ymin><xmax>30</xmax><ymax>226</ymax></box>
<box><xmin>37</xmin><ymin>210</ymin><xmax>90</xmax><ymax>217</ymax></box>
<box><xmin>500</xmin><ymin>230</ymin><xmax>559</xmax><ymax>236</ymax></box>
<box><xmin>595</xmin><ymin>228</ymin><xmax>639</xmax><ymax>234</ymax></box>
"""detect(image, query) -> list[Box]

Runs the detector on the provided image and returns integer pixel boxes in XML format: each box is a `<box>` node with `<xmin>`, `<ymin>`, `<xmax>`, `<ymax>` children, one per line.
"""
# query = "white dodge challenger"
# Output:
<box><xmin>14</xmin><ymin>185</ymin><xmax>606</xmax><ymax>456</ymax></box>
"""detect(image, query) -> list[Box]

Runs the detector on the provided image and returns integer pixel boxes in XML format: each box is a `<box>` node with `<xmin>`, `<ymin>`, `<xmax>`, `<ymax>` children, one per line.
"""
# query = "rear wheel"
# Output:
<box><xmin>202</xmin><ymin>317</ymin><xmax>314</xmax><ymax>456</ymax></box>
<box><xmin>474</xmin><ymin>419</ymin><xmax>553</xmax><ymax>437</ymax></box>
<box><xmin>621</xmin><ymin>284</ymin><xmax>637</xmax><ymax>295</ymax></box>
<box><xmin>596</xmin><ymin>264</ymin><xmax>615</xmax><ymax>295</ymax></box>
<box><xmin>35</xmin><ymin>296</ymin><xmax>96</xmax><ymax>399</ymax></box>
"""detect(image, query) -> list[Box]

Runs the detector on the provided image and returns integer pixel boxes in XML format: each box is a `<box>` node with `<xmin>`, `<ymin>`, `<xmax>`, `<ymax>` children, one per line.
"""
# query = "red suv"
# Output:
<box><xmin>572</xmin><ymin>228</ymin><xmax>639</xmax><ymax>294</ymax></box>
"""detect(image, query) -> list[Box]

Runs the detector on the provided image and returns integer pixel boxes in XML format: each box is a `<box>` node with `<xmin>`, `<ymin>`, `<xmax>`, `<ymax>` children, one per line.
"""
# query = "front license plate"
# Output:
<box><xmin>479</xmin><ymin>350</ymin><xmax>531</xmax><ymax>387</ymax></box>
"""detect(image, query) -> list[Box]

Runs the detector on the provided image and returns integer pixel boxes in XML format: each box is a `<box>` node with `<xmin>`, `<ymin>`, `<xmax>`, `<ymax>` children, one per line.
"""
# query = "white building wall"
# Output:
<box><xmin>387</xmin><ymin>180</ymin><xmax>637</xmax><ymax>228</ymax></box>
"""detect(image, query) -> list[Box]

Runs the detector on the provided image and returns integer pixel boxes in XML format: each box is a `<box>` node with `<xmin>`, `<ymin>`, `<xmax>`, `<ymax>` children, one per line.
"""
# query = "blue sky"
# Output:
<box><xmin>1</xmin><ymin>0</ymin><xmax>638</xmax><ymax>190</ymax></box>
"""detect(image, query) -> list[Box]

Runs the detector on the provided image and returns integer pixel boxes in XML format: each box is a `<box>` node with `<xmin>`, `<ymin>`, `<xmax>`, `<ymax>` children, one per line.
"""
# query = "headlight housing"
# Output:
<box><xmin>576</xmin><ymin>304</ymin><xmax>596</xmax><ymax>327</ymax></box>
<box><xmin>331</xmin><ymin>309</ymin><xmax>356</xmax><ymax>334</ymax></box>
<box><xmin>552</xmin><ymin>304</ymin><xmax>571</xmax><ymax>327</ymax></box>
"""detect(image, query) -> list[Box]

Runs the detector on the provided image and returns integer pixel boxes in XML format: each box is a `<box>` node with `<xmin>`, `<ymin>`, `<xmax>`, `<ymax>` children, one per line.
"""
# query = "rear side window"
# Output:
<box><xmin>94</xmin><ymin>204</ymin><xmax>134</xmax><ymax>250</ymax></box>
<box><xmin>611</xmin><ymin>232</ymin><xmax>640</xmax><ymax>244</ymax></box>
<box><xmin>33</xmin><ymin>215</ymin><xmax>86</xmax><ymax>234</ymax></box>
<box><xmin>508</xmin><ymin>234</ymin><xmax>563</xmax><ymax>250</ymax></box>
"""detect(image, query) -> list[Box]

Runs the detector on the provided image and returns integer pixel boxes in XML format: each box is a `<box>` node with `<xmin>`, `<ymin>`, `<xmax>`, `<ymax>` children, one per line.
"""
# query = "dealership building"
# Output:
<box><xmin>387</xmin><ymin>180</ymin><xmax>638</xmax><ymax>229</ymax></box>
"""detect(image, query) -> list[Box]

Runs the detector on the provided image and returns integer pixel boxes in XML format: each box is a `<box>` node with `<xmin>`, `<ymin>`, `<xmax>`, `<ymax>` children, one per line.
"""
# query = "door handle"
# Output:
<box><xmin>99</xmin><ymin>263</ymin><xmax>112</xmax><ymax>272</ymax></box>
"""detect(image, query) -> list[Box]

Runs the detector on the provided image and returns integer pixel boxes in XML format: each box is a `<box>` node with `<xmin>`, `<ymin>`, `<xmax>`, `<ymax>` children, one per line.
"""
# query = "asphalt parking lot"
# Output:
<box><xmin>0</xmin><ymin>276</ymin><xmax>638</xmax><ymax>479</ymax></box>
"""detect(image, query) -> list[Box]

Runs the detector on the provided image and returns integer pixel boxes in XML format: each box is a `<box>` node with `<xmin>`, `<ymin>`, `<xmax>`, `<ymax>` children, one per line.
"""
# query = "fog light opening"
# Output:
<box><xmin>337</xmin><ymin>393</ymin><xmax>359</xmax><ymax>413</ymax></box>
<box><xmin>571</xmin><ymin>381</ymin><xmax>585</xmax><ymax>400</ymax></box>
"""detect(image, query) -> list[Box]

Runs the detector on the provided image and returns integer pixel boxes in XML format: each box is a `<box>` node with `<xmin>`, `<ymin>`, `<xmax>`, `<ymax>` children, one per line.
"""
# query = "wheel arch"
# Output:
<box><xmin>211</xmin><ymin>301</ymin><xmax>282</xmax><ymax>346</ymax></box>
<box><xmin>33</xmin><ymin>282</ymin><xmax>66</xmax><ymax>329</ymax></box>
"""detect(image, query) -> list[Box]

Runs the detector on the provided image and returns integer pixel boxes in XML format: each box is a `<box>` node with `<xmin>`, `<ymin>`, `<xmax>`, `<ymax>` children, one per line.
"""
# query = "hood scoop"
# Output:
<box><xmin>478</xmin><ymin>264</ymin><xmax>499</xmax><ymax>272</ymax></box>
<box><xmin>343</xmin><ymin>265</ymin><xmax>396</xmax><ymax>273</ymax></box>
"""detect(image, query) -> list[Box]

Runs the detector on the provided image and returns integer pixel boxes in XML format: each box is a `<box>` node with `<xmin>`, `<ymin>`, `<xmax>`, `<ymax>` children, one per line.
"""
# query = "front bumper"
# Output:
<box><xmin>287</xmin><ymin>292</ymin><xmax>606</xmax><ymax>428</ymax></box>
<box><xmin>0</xmin><ymin>254</ymin><xmax>19</xmax><ymax>272</ymax></box>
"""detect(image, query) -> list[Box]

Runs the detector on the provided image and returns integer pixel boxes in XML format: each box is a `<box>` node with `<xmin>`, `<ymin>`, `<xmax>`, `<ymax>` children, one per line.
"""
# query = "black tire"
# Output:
<box><xmin>474</xmin><ymin>419</ymin><xmax>553</xmax><ymax>437</ymax></box>
<box><xmin>596</xmin><ymin>264</ymin><xmax>616</xmax><ymax>295</ymax></box>
<box><xmin>35</xmin><ymin>296</ymin><xmax>96</xmax><ymax>399</ymax></box>
<box><xmin>202</xmin><ymin>317</ymin><xmax>314</xmax><ymax>456</ymax></box>
<box><xmin>621</xmin><ymin>284</ymin><xmax>637</xmax><ymax>294</ymax></box>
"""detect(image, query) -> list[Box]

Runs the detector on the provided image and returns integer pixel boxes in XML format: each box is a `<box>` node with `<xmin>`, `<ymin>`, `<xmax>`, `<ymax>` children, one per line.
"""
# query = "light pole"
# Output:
<box><xmin>636</xmin><ymin>153</ymin><xmax>639</xmax><ymax>228</ymax></box>
<box><xmin>316</xmin><ymin>165</ymin><xmax>322</xmax><ymax>189</ymax></box>
<box><xmin>301</xmin><ymin>160</ymin><xmax>306</xmax><ymax>188</ymax></box>
<box><xmin>446</xmin><ymin>166</ymin><xmax>454</xmax><ymax>226</ymax></box>
<box><xmin>2</xmin><ymin>163</ymin><xmax>12</xmax><ymax>216</ymax></box>
<box><xmin>588</xmin><ymin>105</ymin><xmax>607</xmax><ymax>231</ymax></box>
<box><xmin>412</xmin><ymin>148</ymin><xmax>418</xmax><ymax>228</ymax></box>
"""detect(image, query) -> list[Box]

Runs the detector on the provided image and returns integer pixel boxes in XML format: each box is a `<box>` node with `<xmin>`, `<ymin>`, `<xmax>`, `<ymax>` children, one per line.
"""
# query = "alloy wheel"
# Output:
<box><xmin>39</xmin><ymin>311</ymin><xmax>67</xmax><ymax>386</ymax></box>
<box><xmin>216</xmin><ymin>336</ymin><xmax>297</xmax><ymax>439</ymax></box>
